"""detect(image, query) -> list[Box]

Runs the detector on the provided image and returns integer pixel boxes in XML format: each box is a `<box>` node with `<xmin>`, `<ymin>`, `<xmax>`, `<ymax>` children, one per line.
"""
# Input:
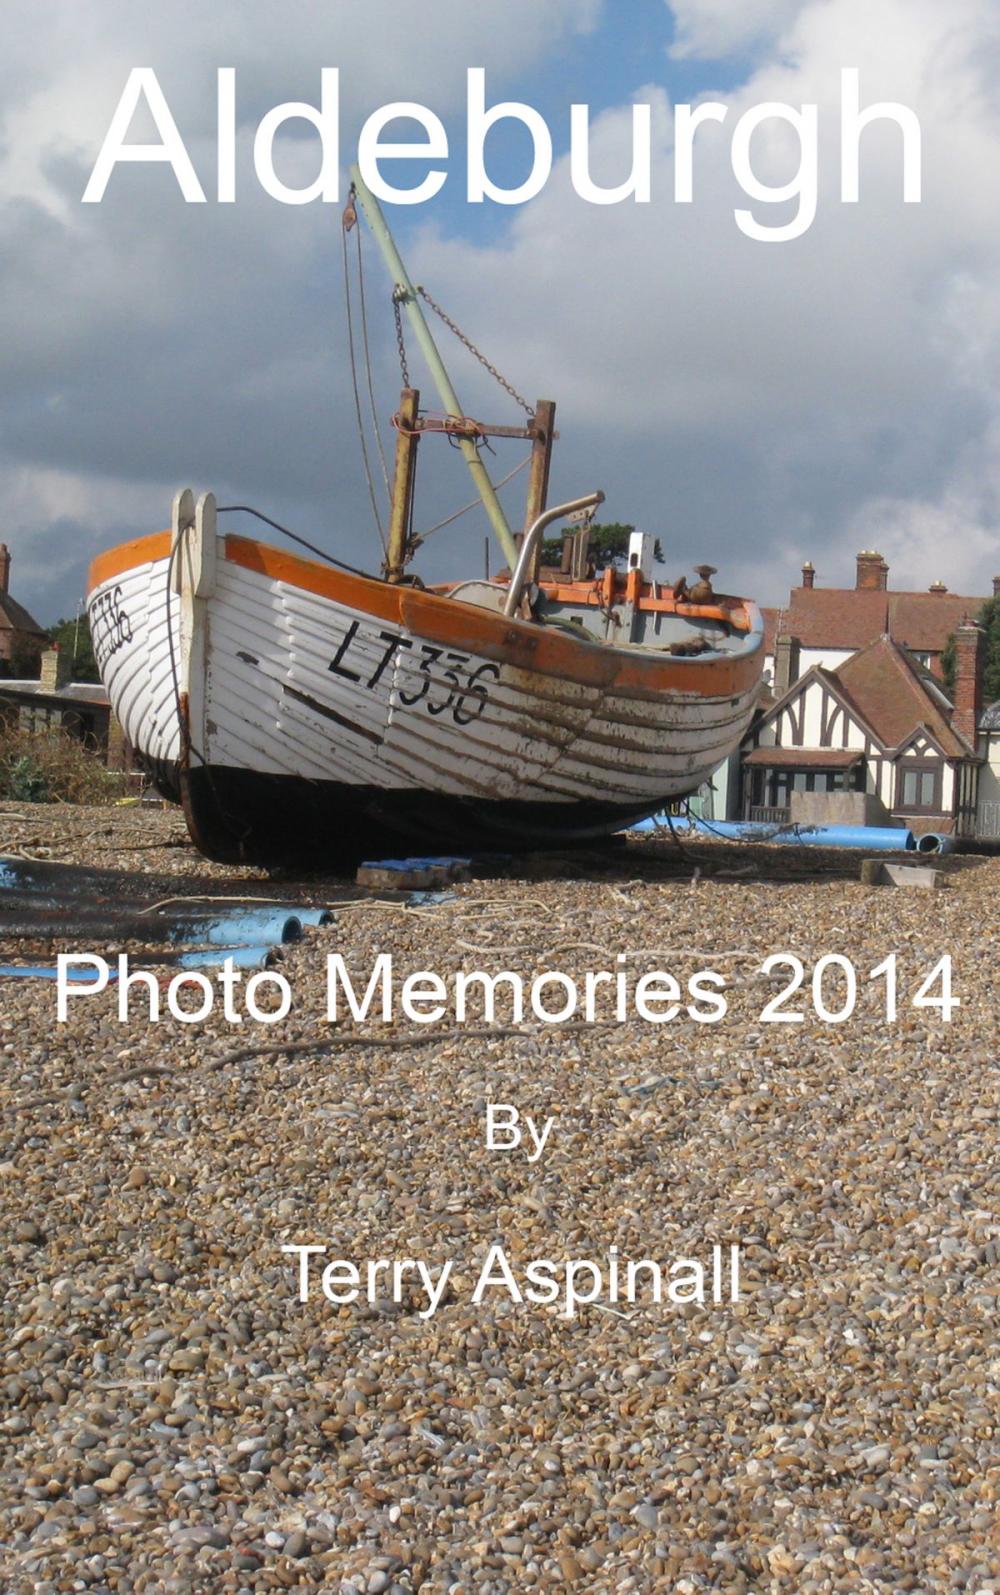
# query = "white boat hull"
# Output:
<box><xmin>88</xmin><ymin>530</ymin><xmax>763</xmax><ymax>862</ymax></box>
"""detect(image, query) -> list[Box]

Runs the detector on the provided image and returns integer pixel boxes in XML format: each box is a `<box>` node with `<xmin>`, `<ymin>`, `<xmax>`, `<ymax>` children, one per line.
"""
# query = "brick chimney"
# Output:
<box><xmin>773</xmin><ymin>634</ymin><xmax>800</xmax><ymax>697</ymax></box>
<box><xmin>928</xmin><ymin>579</ymin><xmax>948</xmax><ymax>593</ymax></box>
<box><xmin>993</xmin><ymin>575</ymin><xmax>1000</xmax><ymax>597</ymax></box>
<box><xmin>801</xmin><ymin>560</ymin><xmax>815</xmax><ymax>589</ymax></box>
<box><xmin>856</xmin><ymin>550</ymin><xmax>888</xmax><ymax>591</ymax></box>
<box><xmin>0</xmin><ymin>544</ymin><xmax>10</xmax><ymax>597</ymax></box>
<box><xmin>40</xmin><ymin>645</ymin><xmax>72</xmax><ymax>692</ymax></box>
<box><xmin>952</xmin><ymin>620</ymin><xmax>985</xmax><ymax>751</ymax></box>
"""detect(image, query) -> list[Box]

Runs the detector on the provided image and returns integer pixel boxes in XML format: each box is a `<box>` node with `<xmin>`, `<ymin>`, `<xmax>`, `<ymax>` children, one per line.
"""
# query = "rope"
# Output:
<box><xmin>665</xmin><ymin>807</ymin><xmax>690</xmax><ymax>856</ymax></box>
<box><xmin>215</xmin><ymin>505</ymin><xmax>375</xmax><ymax>578</ymax></box>
<box><xmin>164</xmin><ymin>531</ymin><xmax>205</xmax><ymax>768</ymax></box>
<box><xmin>658</xmin><ymin>801</ymin><xmax>809</xmax><ymax>848</ymax></box>
<box><xmin>413</xmin><ymin>452</ymin><xmax>531</xmax><ymax>541</ymax></box>
<box><xmin>341</xmin><ymin>223</ymin><xmax>387</xmax><ymax>554</ymax></box>
<box><xmin>354</xmin><ymin>223</ymin><xmax>392</xmax><ymax>505</ymax></box>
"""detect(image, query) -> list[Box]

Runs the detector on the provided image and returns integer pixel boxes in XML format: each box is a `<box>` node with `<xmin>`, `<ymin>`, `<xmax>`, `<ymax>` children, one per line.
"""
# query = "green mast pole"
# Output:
<box><xmin>348</xmin><ymin>163</ymin><xmax>520</xmax><ymax>572</ymax></box>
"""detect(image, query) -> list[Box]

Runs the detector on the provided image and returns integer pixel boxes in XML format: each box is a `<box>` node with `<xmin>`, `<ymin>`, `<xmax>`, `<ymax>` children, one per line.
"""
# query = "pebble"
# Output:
<box><xmin>0</xmin><ymin>806</ymin><xmax>997</xmax><ymax>1591</ymax></box>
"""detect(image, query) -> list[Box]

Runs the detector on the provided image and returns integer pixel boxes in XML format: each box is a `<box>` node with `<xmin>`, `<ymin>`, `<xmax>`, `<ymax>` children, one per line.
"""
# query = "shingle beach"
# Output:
<box><xmin>2</xmin><ymin>806</ymin><xmax>998</xmax><ymax>1593</ymax></box>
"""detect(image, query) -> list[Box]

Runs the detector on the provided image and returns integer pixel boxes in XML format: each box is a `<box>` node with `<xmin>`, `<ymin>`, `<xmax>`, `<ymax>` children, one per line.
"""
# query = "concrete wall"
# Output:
<box><xmin>790</xmin><ymin>790</ymin><xmax>895</xmax><ymax>827</ymax></box>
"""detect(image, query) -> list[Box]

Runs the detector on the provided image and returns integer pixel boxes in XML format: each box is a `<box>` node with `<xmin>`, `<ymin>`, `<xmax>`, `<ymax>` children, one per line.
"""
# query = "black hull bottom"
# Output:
<box><xmin>164</xmin><ymin>763</ymin><xmax>683</xmax><ymax>866</ymax></box>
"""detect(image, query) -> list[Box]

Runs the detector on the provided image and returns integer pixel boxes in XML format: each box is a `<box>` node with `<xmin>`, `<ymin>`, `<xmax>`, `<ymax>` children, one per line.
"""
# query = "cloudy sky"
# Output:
<box><xmin>2</xmin><ymin>0</ymin><xmax>1000</xmax><ymax>624</ymax></box>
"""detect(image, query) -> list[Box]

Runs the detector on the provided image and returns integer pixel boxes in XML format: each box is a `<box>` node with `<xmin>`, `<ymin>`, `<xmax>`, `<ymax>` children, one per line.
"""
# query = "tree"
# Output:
<box><xmin>47</xmin><ymin>614</ymin><xmax>100</xmax><ymax>683</ymax></box>
<box><xmin>941</xmin><ymin>597</ymin><xmax>1000</xmax><ymax>706</ymax></box>
<box><xmin>3</xmin><ymin>640</ymin><xmax>43</xmax><ymax>679</ymax></box>
<box><xmin>538</xmin><ymin>521</ymin><xmax>665</xmax><ymax>571</ymax></box>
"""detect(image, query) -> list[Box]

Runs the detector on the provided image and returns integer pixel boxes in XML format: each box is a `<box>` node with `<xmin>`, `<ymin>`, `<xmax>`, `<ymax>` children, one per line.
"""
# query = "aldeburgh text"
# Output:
<box><xmin>81</xmin><ymin>68</ymin><xmax>921</xmax><ymax>242</ymax></box>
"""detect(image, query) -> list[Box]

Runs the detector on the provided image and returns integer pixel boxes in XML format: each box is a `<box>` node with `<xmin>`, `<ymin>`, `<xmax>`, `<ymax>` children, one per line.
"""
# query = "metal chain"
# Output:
<box><xmin>392</xmin><ymin>293</ymin><xmax>410</xmax><ymax>388</ymax></box>
<box><xmin>416</xmin><ymin>286</ymin><xmax>534</xmax><ymax>417</ymax></box>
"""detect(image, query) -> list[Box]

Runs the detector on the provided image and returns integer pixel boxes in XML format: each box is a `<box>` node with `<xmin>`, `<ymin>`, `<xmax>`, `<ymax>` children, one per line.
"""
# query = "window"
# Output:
<box><xmin>895</xmin><ymin>761</ymin><xmax>940</xmax><ymax>813</ymax></box>
<box><xmin>755</xmin><ymin>767</ymin><xmax>862</xmax><ymax>806</ymax></box>
<box><xmin>747</xmin><ymin>763</ymin><xmax>864</xmax><ymax>817</ymax></box>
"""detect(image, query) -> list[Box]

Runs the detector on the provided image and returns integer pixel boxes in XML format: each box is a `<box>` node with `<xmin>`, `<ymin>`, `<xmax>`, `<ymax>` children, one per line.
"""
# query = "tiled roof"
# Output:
<box><xmin>889</xmin><ymin>592</ymin><xmax>989</xmax><ymax>650</ymax></box>
<box><xmin>743</xmin><ymin>747</ymin><xmax>863</xmax><ymax>768</ymax></box>
<box><xmin>835</xmin><ymin>637</ymin><xmax>972</xmax><ymax>757</ymax></box>
<box><xmin>0</xmin><ymin>594</ymin><xmax>47</xmax><ymax>638</ymax></box>
<box><xmin>981</xmin><ymin>699</ymin><xmax>1000</xmax><ymax>731</ymax></box>
<box><xmin>762</xmin><ymin>587</ymin><xmax>988</xmax><ymax>656</ymax></box>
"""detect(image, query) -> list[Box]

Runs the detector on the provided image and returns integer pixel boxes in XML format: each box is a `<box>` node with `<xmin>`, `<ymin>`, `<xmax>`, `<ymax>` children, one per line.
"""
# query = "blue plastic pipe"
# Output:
<box><xmin>0</xmin><ymin>948</ymin><xmax>279</xmax><ymax>976</ymax></box>
<box><xmin>629</xmin><ymin>816</ymin><xmax>916</xmax><ymax>850</ymax></box>
<box><xmin>175</xmin><ymin>945</ymin><xmax>279</xmax><ymax>971</ymax></box>
<box><xmin>914</xmin><ymin>832</ymin><xmax>955</xmax><ymax>855</ymax></box>
<box><xmin>163</xmin><ymin>910</ymin><xmax>304</xmax><ymax>946</ymax></box>
<box><xmin>784</xmin><ymin>825</ymin><xmax>916</xmax><ymax>850</ymax></box>
<box><xmin>0</xmin><ymin>965</ymin><xmax>121</xmax><ymax>981</ymax></box>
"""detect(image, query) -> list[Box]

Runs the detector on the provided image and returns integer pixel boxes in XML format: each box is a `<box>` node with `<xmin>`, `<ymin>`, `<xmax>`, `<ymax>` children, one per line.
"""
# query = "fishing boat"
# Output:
<box><xmin>86</xmin><ymin>169</ymin><xmax>764</xmax><ymax>865</ymax></box>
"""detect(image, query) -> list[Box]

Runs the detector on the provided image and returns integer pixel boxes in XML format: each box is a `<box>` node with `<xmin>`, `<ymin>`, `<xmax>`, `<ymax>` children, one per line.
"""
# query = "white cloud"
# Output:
<box><xmin>398</xmin><ymin>0</ymin><xmax>1000</xmax><ymax>600</ymax></box>
<box><xmin>2</xmin><ymin>0</ymin><xmax>1000</xmax><ymax>624</ymax></box>
<box><xmin>668</xmin><ymin>0</ymin><xmax>811</xmax><ymax>61</ymax></box>
<box><xmin>0</xmin><ymin>1</ymin><xmax>602</xmax><ymax>211</ymax></box>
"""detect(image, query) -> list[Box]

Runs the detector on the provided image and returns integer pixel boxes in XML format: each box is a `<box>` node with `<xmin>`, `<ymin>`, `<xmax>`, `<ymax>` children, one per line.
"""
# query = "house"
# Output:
<box><xmin>0</xmin><ymin>544</ymin><xmax>48</xmax><ymax>677</ymax></box>
<box><xmin>0</xmin><ymin>645</ymin><xmax>120</xmax><ymax>763</ymax></box>
<box><xmin>762</xmin><ymin>549</ymin><xmax>997</xmax><ymax>690</ymax></box>
<box><xmin>739</xmin><ymin>623</ymin><xmax>985</xmax><ymax>837</ymax></box>
<box><xmin>699</xmin><ymin>549</ymin><xmax>996</xmax><ymax>823</ymax></box>
<box><xmin>977</xmin><ymin>699</ymin><xmax>1000</xmax><ymax>843</ymax></box>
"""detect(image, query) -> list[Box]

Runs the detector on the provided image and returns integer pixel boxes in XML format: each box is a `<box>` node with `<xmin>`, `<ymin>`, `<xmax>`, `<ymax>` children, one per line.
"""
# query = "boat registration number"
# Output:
<box><xmin>329</xmin><ymin>622</ymin><xmax>499</xmax><ymax>725</ymax></box>
<box><xmin>90</xmin><ymin>584</ymin><xmax>133</xmax><ymax>664</ymax></box>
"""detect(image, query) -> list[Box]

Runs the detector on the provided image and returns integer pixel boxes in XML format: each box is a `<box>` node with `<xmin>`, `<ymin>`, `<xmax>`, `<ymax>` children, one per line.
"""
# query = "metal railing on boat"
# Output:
<box><xmin>503</xmin><ymin>492</ymin><xmax>605</xmax><ymax>617</ymax></box>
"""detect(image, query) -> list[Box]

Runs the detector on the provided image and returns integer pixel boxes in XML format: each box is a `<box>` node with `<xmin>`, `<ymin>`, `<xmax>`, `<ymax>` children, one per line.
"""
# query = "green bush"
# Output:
<box><xmin>0</xmin><ymin>726</ymin><xmax>130</xmax><ymax>805</ymax></box>
<box><xmin>4</xmin><ymin>754</ymin><xmax>51</xmax><ymax>802</ymax></box>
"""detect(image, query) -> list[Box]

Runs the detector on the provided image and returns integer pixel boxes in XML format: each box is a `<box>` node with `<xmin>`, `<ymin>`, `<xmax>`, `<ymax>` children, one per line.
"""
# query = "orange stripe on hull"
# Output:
<box><xmin>221</xmin><ymin>537</ymin><xmax>761</xmax><ymax>700</ymax></box>
<box><xmin>88</xmin><ymin>531</ymin><xmax>172</xmax><ymax>591</ymax></box>
<box><xmin>88</xmin><ymin>531</ymin><xmax>762</xmax><ymax>701</ymax></box>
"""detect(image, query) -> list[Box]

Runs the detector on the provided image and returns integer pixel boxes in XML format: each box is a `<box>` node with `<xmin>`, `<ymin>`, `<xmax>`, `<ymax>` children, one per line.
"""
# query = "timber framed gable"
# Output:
<box><xmin>749</xmin><ymin>665</ymin><xmax>882</xmax><ymax>757</ymax></box>
<box><xmin>894</xmin><ymin>725</ymin><xmax>949</xmax><ymax>762</ymax></box>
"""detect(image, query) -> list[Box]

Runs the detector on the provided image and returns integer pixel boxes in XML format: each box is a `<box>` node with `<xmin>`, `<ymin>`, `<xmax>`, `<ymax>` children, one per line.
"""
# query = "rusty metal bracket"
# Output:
<box><xmin>392</xmin><ymin>413</ymin><xmax>556</xmax><ymax>443</ymax></box>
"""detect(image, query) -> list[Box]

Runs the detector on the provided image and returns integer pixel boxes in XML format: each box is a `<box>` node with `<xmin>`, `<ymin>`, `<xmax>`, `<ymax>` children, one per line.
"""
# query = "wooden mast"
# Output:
<box><xmin>348</xmin><ymin>163</ymin><xmax>520</xmax><ymax>573</ymax></box>
<box><xmin>385</xmin><ymin>387</ymin><xmax>420</xmax><ymax>583</ymax></box>
<box><xmin>524</xmin><ymin>398</ymin><xmax>556</xmax><ymax>580</ymax></box>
